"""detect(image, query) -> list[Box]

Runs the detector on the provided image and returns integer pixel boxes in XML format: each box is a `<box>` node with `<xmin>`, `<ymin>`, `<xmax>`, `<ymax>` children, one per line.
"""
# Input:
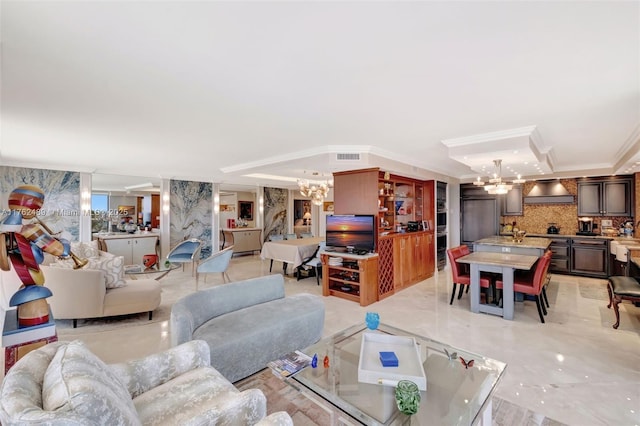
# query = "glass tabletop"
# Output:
<box><xmin>124</xmin><ymin>262</ymin><xmax>180</xmax><ymax>275</ymax></box>
<box><xmin>291</xmin><ymin>323</ymin><xmax>507</xmax><ymax>425</ymax></box>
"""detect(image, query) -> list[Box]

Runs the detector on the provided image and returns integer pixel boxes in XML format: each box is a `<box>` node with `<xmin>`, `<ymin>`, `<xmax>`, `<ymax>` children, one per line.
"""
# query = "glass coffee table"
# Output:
<box><xmin>124</xmin><ymin>262</ymin><xmax>180</xmax><ymax>280</ymax></box>
<box><xmin>289</xmin><ymin>323</ymin><xmax>506</xmax><ymax>425</ymax></box>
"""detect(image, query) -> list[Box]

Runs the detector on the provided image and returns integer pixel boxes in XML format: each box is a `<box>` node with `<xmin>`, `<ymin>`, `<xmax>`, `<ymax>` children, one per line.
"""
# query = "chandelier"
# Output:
<box><xmin>298</xmin><ymin>175</ymin><xmax>333</xmax><ymax>206</ymax></box>
<box><xmin>473</xmin><ymin>159</ymin><xmax>525</xmax><ymax>195</ymax></box>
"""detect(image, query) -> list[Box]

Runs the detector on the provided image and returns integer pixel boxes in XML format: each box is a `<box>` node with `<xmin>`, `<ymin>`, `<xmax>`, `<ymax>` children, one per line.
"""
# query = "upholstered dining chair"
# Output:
<box><xmin>511</xmin><ymin>249</ymin><xmax>553</xmax><ymax>310</ymax></box>
<box><xmin>496</xmin><ymin>253</ymin><xmax>551</xmax><ymax>323</ymax></box>
<box><xmin>285</xmin><ymin>233</ymin><xmax>298</xmax><ymax>240</ymax></box>
<box><xmin>300</xmin><ymin>232</ymin><xmax>313</xmax><ymax>238</ymax></box>
<box><xmin>267</xmin><ymin>234</ymin><xmax>284</xmax><ymax>273</ymax></box>
<box><xmin>166</xmin><ymin>238</ymin><xmax>202</xmax><ymax>276</ymax></box>
<box><xmin>446</xmin><ymin>245</ymin><xmax>491</xmax><ymax>305</ymax></box>
<box><xmin>196</xmin><ymin>246</ymin><xmax>234</xmax><ymax>290</ymax></box>
<box><xmin>295</xmin><ymin>241</ymin><xmax>326</xmax><ymax>285</ymax></box>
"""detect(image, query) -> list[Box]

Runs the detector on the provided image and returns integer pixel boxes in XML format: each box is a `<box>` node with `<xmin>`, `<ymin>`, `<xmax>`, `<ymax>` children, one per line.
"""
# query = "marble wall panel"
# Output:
<box><xmin>263</xmin><ymin>187</ymin><xmax>287</xmax><ymax>241</ymax></box>
<box><xmin>0</xmin><ymin>166</ymin><xmax>80</xmax><ymax>240</ymax></box>
<box><xmin>169</xmin><ymin>179</ymin><xmax>212</xmax><ymax>259</ymax></box>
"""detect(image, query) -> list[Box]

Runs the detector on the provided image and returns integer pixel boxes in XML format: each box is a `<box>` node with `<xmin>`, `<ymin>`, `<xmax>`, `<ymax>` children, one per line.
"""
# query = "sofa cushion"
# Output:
<box><xmin>132</xmin><ymin>366</ymin><xmax>266</xmax><ymax>426</ymax></box>
<box><xmin>103</xmin><ymin>279</ymin><xmax>161</xmax><ymax>317</ymax></box>
<box><xmin>192</xmin><ymin>293</ymin><xmax>324</xmax><ymax>383</ymax></box>
<box><xmin>42</xmin><ymin>340</ymin><xmax>141</xmax><ymax>425</ymax></box>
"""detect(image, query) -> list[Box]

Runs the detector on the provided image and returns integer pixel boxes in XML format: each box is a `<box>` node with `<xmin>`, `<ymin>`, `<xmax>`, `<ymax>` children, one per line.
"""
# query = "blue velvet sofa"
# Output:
<box><xmin>170</xmin><ymin>274</ymin><xmax>325</xmax><ymax>383</ymax></box>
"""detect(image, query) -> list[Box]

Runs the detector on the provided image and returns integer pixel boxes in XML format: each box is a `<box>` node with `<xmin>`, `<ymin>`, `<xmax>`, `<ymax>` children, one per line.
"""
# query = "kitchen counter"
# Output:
<box><xmin>474</xmin><ymin>235</ymin><xmax>551</xmax><ymax>257</ymax></box>
<box><xmin>501</xmin><ymin>232</ymin><xmax>640</xmax><ymax>243</ymax></box>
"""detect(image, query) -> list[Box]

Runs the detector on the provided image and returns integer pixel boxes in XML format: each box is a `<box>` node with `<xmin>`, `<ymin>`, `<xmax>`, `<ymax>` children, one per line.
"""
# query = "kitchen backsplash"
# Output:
<box><xmin>501</xmin><ymin>178</ymin><xmax>634</xmax><ymax>235</ymax></box>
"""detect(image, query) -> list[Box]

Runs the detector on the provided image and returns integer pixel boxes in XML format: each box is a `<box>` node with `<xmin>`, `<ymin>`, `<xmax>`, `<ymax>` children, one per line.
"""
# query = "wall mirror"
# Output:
<box><xmin>91</xmin><ymin>174</ymin><xmax>162</xmax><ymax>232</ymax></box>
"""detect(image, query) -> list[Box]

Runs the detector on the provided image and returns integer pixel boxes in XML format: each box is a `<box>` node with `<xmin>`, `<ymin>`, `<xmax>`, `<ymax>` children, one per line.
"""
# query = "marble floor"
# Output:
<box><xmin>8</xmin><ymin>254</ymin><xmax>640</xmax><ymax>425</ymax></box>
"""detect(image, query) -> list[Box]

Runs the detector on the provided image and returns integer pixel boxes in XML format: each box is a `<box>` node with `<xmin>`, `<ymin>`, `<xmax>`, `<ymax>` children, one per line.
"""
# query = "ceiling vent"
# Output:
<box><xmin>523</xmin><ymin>181</ymin><xmax>574</xmax><ymax>204</ymax></box>
<box><xmin>336</xmin><ymin>153</ymin><xmax>361</xmax><ymax>161</ymax></box>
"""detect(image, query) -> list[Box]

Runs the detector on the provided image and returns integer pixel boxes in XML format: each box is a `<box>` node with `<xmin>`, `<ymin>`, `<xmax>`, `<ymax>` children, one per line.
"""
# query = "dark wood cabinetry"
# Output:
<box><xmin>501</xmin><ymin>185</ymin><xmax>523</xmax><ymax>216</ymax></box>
<box><xmin>548</xmin><ymin>237</ymin><xmax>570</xmax><ymax>273</ymax></box>
<box><xmin>436</xmin><ymin>181</ymin><xmax>447</xmax><ymax>271</ymax></box>
<box><xmin>571</xmin><ymin>238</ymin><xmax>609</xmax><ymax>278</ymax></box>
<box><xmin>549</xmin><ymin>236</ymin><xmax>609</xmax><ymax>277</ymax></box>
<box><xmin>577</xmin><ymin>176</ymin><xmax>634</xmax><ymax>216</ymax></box>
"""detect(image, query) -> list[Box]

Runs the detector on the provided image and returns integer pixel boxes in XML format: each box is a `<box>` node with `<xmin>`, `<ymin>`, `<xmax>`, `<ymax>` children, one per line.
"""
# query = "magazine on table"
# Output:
<box><xmin>267</xmin><ymin>350</ymin><xmax>313</xmax><ymax>378</ymax></box>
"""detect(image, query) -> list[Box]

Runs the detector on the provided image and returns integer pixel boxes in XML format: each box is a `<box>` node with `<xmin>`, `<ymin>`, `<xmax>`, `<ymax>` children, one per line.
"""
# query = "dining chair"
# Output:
<box><xmin>295</xmin><ymin>241</ymin><xmax>326</xmax><ymax>285</ymax></box>
<box><xmin>300</xmin><ymin>232</ymin><xmax>313</xmax><ymax>238</ymax></box>
<box><xmin>446</xmin><ymin>246</ymin><xmax>491</xmax><ymax>305</ymax></box>
<box><xmin>268</xmin><ymin>234</ymin><xmax>285</xmax><ymax>273</ymax></box>
<box><xmin>496</xmin><ymin>253</ymin><xmax>551</xmax><ymax>323</ymax></box>
<box><xmin>511</xmin><ymin>249</ymin><xmax>552</xmax><ymax>310</ymax></box>
<box><xmin>195</xmin><ymin>246</ymin><xmax>234</xmax><ymax>290</ymax></box>
<box><xmin>166</xmin><ymin>238</ymin><xmax>202</xmax><ymax>276</ymax></box>
<box><xmin>285</xmin><ymin>233</ymin><xmax>298</xmax><ymax>240</ymax></box>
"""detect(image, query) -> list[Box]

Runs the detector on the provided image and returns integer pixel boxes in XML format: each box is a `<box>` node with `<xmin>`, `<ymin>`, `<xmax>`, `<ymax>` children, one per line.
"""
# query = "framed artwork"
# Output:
<box><xmin>118</xmin><ymin>205</ymin><xmax>135</xmax><ymax>216</ymax></box>
<box><xmin>220</xmin><ymin>204</ymin><xmax>235</xmax><ymax>212</ymax></box>
<box><xmin>239</xmin><ymin>201</ymin><xmax>254</xmax><ymax>220</ymax></box>
<box><xmin>323</xmin><ymin>202</ymin><xmax>334</xmax><ymax>212</ymax></box>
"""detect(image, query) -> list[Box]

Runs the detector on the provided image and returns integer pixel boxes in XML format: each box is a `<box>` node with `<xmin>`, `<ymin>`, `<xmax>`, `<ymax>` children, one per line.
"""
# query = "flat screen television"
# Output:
<box><xmin>326</xmin><ymin>214</ymin><xmax>376</xmax><ymax>253</ymax></box>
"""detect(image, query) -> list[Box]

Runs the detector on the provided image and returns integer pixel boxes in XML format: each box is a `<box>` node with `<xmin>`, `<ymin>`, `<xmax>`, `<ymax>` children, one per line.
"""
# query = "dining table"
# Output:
<box><xmin>456</xmin><ymin>251</ymin><xmax>539</xmax><ymax>320</ymax></box>
<box><xmin>260</xmin><ymin>237</ymin><xmax>324</xmax><ymax>275</ymax></box>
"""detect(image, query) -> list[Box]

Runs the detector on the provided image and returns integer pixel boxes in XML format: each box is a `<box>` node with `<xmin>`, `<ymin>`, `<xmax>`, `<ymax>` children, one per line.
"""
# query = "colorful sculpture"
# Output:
<box><xmin>1</xmin><ymin>185</ymin><xmax>86</xmax><ymax>326</ymax></box>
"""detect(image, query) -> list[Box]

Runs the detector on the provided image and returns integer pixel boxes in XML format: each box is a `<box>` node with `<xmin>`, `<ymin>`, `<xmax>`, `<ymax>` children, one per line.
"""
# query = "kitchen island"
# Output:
<box><xmin>473</xmin><ymin>235</ymin><xmax>552</xmax><ymax>256</ymax></box>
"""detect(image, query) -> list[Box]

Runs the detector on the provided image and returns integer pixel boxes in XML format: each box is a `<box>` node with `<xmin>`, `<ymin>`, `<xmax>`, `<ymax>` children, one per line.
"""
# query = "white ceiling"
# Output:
<box><xmin>2</xmin><ymin>1</ymin><xmax>639</xmax><ymax>192</ymax></box>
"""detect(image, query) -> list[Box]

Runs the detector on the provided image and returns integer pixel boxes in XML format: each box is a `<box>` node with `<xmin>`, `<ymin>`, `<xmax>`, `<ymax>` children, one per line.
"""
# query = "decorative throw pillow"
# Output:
<box><xmin>50</xmin><ymin>255</ymin><xmax>127</xmax><ymax>289</ymax></box>
<box><xmin>70</xmin><ymin>241</ymin><xmax>100</xmax><ymax>259</ymax></box>
<box><xmin>87</xmin><ymin>255</ymin><xmax>127</xmax><ymax>289</ymax></box>
<box><xmin>42</xmin><ymin>340</ymin><xmax>141</xmax><ymax>425</ymax></box>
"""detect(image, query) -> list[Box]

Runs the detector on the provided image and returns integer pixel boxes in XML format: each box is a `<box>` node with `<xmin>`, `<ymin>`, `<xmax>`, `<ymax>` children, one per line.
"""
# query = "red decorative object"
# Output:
<box><xmin>143</xmin><ymin>254</ymin><xmax>158</xmax><ymax>269</ymax></box>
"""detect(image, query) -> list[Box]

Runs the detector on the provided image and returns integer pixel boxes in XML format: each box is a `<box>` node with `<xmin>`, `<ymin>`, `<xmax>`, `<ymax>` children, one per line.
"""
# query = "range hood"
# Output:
<box><xmin>523</xmin><ymin>181</ymin><xmax>574</xmax><ymax>204</ymax></box>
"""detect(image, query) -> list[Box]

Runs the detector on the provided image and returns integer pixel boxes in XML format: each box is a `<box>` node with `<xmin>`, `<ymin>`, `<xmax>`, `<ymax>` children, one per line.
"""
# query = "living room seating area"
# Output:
<box><xmin>0</xmin><ymin>339</ymin><xmax>293</xmax><ymax>425</ymax></box>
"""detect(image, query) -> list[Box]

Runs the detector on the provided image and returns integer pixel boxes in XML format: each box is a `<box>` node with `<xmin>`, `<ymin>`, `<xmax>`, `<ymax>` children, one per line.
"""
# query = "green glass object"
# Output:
<box><xmin>395</xmin><ymin>380</ymin><xmax>421</xmax><ymax>415</ymax></box>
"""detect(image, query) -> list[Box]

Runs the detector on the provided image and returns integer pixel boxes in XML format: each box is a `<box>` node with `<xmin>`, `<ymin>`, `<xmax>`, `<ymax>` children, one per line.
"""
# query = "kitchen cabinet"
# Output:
<box><xmin>571</xmin><ymin>238</ymin><xmax>609</xmax><ymax>278</ymax></box>
<box><xmin>577</xmin><ymin>176</ymin><xmax>633</xmax><ymax>216</ymax></box>
<box><xmin>321</xmin><ymin>252</ymin><xmax>378</xmax><ymax>306</ymax></box>
<box><xmin>436</xmin><ymin>181</ymin><xmax>447</xmax><ymax>271</ymax></box>
<box><xmin>99</xmin><ymin>235</ymin><xmax>158</xmax><ymax>265</ymax></box>
<box><xmin>548</xmin><ymin>237</ymin><xmax>570</xmax><ymax>273</ymax></box>
<box><xmin>501</xmin><ymin>185</ymin><xmax>523</xmax><ymax>216</ymax></box>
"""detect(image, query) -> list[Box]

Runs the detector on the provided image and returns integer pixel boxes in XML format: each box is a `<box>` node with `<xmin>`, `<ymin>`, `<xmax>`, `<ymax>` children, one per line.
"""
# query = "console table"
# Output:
<box><xmin>222</xmin><ymin>228</ymin><xmax>262</xmax><ymax>254</ymax></box>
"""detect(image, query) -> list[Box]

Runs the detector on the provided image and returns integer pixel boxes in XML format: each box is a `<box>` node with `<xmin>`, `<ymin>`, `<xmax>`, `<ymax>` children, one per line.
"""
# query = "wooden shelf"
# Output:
<box><xmin>321</xmin><ymin>252</ymin><xmax>378</xmax><ymax>307</ymax></box>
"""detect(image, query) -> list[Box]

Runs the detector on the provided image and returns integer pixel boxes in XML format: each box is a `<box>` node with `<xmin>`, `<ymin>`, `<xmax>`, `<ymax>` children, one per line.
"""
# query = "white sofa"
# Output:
<box><xmin>42</xmin><ymin>264</ymin><xmax>161</xmax><ymax>328</ymax></box>
<box><xmin>0</xmin><ymin>339</ymin><xmax>293</xmax><ymax>425</ymax></box>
